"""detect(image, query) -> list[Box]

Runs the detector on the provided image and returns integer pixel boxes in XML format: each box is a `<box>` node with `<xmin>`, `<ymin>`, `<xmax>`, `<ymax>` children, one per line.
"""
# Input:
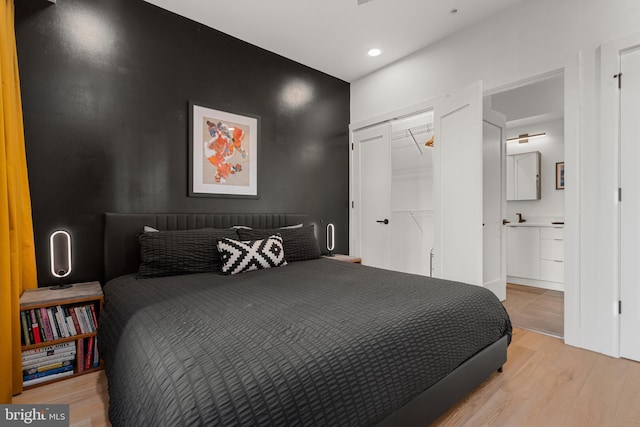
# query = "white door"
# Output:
<box><xmin>353</xmin><ymin>123</ymin><xmax>392</xmax><ymax>269</ymax></box>
<box><xmin>483</xmin><ymin>108</ymin><xmax>507</xmax><ymax>300</ymax></box>
<box><xmin>620</xmin><ymin>45</ymin><xmax>640</xmax><ymax>361</ymax></box>
<box><xmin>433</xmin><ymin>82</ymin><xmax>483</xmax><ymax>285</ymax></box>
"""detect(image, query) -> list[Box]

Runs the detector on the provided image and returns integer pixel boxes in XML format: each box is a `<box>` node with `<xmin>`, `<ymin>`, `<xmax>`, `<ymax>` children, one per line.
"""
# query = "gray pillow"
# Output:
<box><xmin>237</xmin><ymin>225</ymin><xmax>320</xmax><ymax>262</ymax></box>
<box><xmin>138</xmin><ymin>228</ymin><xmax>239</xmax><ymax>278</ymax></box>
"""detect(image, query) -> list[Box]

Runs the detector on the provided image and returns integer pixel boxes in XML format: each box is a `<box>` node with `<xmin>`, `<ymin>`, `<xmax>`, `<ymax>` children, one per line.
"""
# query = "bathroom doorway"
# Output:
<box><xmin>485</xmin><ymin>71</ymin><xmax>566</xmax><ymax>338</ymax></box>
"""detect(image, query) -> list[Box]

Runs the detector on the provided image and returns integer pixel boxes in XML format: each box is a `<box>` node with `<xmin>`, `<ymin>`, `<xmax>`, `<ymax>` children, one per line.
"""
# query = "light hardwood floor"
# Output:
<box><xmin>503</xmin><ymin>283</ymin><xmax>564</xmax><ymax>338</ymax></box>
<box><xmin>13</xmin><ymin>328</ymin><xmax>640</xmax><ymax>427</ymax></box>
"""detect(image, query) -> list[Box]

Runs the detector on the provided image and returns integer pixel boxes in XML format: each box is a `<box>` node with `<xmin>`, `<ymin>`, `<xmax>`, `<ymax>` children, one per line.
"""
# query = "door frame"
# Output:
<box><xmin>350</xmin><ymin>98</ymin><xmax>442</xmax><ymax>257</ymax></box>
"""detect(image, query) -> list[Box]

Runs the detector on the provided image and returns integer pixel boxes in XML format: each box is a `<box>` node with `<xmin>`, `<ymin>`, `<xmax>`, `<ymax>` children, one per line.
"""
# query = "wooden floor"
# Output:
<box><xmin>12</xmin><ymin>370</ymin><xmax>110</xmax><ymax>427</ymax></box>
<box><xmin>503</xmin><ymin>283</ymin><xmax>564</xmax><ymax>338</ymax></box>
<box><xmin>13</xmin><ymin>329</ymin><xmax>640</xmax><ymax>427</ymax></box>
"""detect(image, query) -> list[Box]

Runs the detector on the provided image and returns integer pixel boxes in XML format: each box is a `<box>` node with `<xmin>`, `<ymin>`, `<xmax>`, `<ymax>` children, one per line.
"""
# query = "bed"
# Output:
<box><xmin>99</xmin><ymin>213</ymin><xmax>511</xmax><ymax>426</ymax></box>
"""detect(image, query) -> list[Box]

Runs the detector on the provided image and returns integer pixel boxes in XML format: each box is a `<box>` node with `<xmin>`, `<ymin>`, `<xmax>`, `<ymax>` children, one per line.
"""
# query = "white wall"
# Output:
<box><xmin>351</xmin><ymin>0</ymin><xmax>639</xmax><ymax>123</ymax></box>
<box><xmin>351</xmin><ymin>0</ymin><xmax>640</xmax><ymax>357</ymax></box>
<box><xmin>506</xmin><ymin>119</ymin><xmax>565</xmax><ymax>222</ymax></box>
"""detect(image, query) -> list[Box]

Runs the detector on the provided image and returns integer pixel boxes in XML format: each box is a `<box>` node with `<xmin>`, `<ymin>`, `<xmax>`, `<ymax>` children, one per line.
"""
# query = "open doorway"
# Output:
<box><xmin>485</xmin><ymin>72</ymin><xmax>565</xmax><ymax>338</ymax></box>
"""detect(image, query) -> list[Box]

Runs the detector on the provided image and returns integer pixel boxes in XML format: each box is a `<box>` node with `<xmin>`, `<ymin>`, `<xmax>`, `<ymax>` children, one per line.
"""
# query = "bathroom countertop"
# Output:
<box><xmin>506</xmin><ymin>222</ymin><xmax>564</xmax><ymax>227</ymax></box>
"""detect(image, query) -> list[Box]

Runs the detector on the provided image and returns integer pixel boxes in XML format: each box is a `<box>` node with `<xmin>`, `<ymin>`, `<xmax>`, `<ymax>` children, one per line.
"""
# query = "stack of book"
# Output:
<box><xmin>20</xmin><ymin>304</ymin><xmax>98</xmax><ymax>345</ymax></box>
<box><xmin>22</xmin><ymin>342</ymin><xmax>76</xmax><ymax>387</ymax></box>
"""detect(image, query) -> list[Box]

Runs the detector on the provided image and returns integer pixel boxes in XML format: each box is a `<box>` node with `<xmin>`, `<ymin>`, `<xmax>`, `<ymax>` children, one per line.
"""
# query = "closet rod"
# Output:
<box><xmin>408</xmin><ymin>128</ymin><xmax>423</xmax><ymax>155</ymax></box>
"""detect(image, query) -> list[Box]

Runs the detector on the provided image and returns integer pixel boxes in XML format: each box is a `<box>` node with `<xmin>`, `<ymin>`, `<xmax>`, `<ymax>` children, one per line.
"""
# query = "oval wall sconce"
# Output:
<box><xmin>326</xmin><ymin>223</ymin><xmax>335</xmax><ymax>256</ymax></box>
<box><xmin>50</xmin><ymin>230</ymin><xmax>73</xmax><ymax>289</ymax></box>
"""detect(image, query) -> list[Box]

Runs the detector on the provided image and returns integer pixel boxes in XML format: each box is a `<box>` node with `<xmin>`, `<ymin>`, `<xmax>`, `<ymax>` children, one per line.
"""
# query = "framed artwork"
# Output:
<box><xmin>189</xmin><ymin>102</ymin><xmax>259</xmax><ymax>197</ymax></box>
<box><xmin>556</xmin><ymin>162</ymin><xmax>565</xmax><ymax>190</ymax></box>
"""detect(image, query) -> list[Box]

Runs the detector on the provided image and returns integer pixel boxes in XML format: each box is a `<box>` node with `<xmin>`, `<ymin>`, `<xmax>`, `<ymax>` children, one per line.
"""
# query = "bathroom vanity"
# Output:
<box><xmin>506</xmin><ymin>223</ymin><xmax>564</xmax><ymax>291</ymax></box>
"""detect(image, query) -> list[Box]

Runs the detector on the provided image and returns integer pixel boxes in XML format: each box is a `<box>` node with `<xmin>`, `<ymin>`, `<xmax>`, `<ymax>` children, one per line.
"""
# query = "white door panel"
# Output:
<box><xmin>483</xmin><ymin>108</ymin><xmax>507</xmax><ymax>301</ymax></box>
<box><xmin>353</xmin><ymin>123</ymin><xmax>392</xmax><ymax>269</ymax></box>
<box><xmin>620</xmin><ymin>45</ymin><xmax>640</xmax><ymax>362</ymax></box>
<box><xmin>434</xmin><ymin>82</ymin><xmax>483</xmax><ymax>286</ymax></box>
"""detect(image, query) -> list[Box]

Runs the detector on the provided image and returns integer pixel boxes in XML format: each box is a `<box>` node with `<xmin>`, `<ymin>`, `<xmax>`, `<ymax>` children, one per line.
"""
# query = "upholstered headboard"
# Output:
<box><xmin>104</xmin><ymin>213</ymin><xmax>309</xmax><ymax>283</ymax></box>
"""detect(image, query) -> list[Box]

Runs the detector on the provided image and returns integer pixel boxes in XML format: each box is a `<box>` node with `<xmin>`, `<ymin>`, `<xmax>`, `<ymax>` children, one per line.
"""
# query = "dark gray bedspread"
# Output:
<box><xmin>98</xmin><ymin>258</ymin><xmax>511</xmax><ymax>427</ymax></box>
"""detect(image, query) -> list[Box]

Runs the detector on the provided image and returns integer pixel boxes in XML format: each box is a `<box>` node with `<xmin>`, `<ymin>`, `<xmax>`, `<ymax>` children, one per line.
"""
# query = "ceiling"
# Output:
<box><xmin>143</xmin><ymin>0</ymin><xmax>525</xmax><ymax>82</ymax></box>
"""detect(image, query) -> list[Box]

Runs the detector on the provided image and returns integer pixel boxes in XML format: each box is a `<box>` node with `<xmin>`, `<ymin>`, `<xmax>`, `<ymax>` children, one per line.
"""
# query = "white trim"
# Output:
<box><xmin>563</xmin><ymin>55</ymin><xmax>582</xmax><ymax>350</ymax></box>
<box><xmin>350</xmin><ymin>96</ymin><xmax>443</xmax><ymax>132</ymax></box>
<box><xmin>484</xmin><ymin>68</ymin><xmax>565</xmax><ymax>97</ymax></box>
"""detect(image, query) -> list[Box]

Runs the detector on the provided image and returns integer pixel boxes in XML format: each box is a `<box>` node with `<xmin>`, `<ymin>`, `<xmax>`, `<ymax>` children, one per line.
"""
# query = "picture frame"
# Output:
<box><xmin>556</xmin><ymin>162</ymin><xmax>565</xmax><ymax>190</ymax></box>
<box><xmin>189</xmin><ymin>102</ymin><xmax>259</xmax><ymax>198</ymax></box>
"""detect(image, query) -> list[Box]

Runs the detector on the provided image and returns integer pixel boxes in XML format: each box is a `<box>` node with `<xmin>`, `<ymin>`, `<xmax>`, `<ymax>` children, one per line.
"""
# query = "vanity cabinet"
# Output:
<box><xmin>507</xmin><ymin>225</ymin><xmax>564</xmax><ymax>290</ymax></box>
<box><xmin>507</xmin><ymin>226</ymin><xmax>540</xmax><ymax>278</ymax></box>
<box><xmin>506</xmin><ymin>151</ymin><xmax>541</xmax><ymax>201</ymax></box>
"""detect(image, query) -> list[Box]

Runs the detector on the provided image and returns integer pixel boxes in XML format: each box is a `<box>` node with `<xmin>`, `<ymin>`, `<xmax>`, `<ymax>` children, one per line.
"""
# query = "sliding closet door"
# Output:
<box><xmin>433</xmin><ymin>82</ymin><xmax>483</xmax><ymax>286</ymax></box>
<box><xmin>620</xmin><ymin>45</ymin><xmax>640</xmax><ymax>362</ymax></box>
<box><xmin>353</xmin><ymin>123</ymin><xmax>392</xmax><ymax>269</ymax></box>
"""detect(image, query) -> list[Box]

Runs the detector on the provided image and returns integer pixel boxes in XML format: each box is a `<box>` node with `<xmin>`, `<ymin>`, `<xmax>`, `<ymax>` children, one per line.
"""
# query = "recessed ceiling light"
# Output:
<box><xmin>368</xmin><ymin>48</ymin><xmax>382</xmax><ymax>57</ymax></box>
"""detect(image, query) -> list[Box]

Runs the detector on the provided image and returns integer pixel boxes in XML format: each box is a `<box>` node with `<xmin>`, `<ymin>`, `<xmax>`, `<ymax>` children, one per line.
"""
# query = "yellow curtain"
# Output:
<box><xmin>0</xmin><ymin>0</ymin><xmax>38</xmax><ymax>402</ymax></box>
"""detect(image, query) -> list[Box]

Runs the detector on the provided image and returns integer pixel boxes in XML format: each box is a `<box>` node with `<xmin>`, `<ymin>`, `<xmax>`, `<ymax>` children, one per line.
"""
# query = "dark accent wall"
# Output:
<box><xmin>15</xmin><ymin>0</ymin><xmax>350</xmax><ymax>286</ymax></box>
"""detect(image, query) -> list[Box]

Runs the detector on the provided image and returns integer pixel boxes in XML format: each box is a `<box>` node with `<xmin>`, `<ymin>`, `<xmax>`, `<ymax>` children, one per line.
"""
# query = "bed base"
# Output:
<box><xmin>377</xmin><ymin>334</ymin><xmax>508</xmax><ymax>426</ymax></box>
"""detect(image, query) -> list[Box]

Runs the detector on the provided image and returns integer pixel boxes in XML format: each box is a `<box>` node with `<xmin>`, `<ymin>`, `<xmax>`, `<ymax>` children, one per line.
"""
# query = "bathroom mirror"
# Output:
<box><xmin>506</xmin><ymin>151</ymin><xmax>541</xmax><ymax>201</ymax></box>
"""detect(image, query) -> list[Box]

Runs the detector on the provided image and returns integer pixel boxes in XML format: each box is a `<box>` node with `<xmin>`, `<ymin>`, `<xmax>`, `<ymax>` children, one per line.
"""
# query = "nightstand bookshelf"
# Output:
<box><xmin>323</xmin><ymin>254</ymin><xmax>362</xmax><ymax>263</ymax></box>
<box><xmin>19</xmin><ymin>281</ymin><xmax>103</xmax><ymax>389</ymax></box>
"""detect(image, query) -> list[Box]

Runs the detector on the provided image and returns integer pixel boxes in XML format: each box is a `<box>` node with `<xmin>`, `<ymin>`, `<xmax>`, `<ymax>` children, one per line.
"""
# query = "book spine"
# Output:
<box><xmin>74</xmin><ymin>307</ymin><xmax>87</xmax><ymax>334</ymax></box>
<box><xmin>27</xmin><ymin>313</ymin><xmax>34</xmax><ymax>344</ymax></box>
<box><xmin>23</xmin><ymin>369</ymin><xmax>74</xmax><ymax>387</ymax></box>
<box><xmin>22</xmin><ymin>349</ymin><xmax>76</xmax><ymax>367</ymax></box>
<box><xmin>84</xmin><ymin>306</ymin><xmax>95</xmax><ymax>332</ymax></box>
<box><xmin>69</xmin><ymin>310</ymin><xmax>84</xmax><ymax>333</ymax></box>
<box><xmin>35</xmin><ymin>309</ymin><xmax>47</xmax><ymax>342</ymax></box>
<box><xmin>89</xmin><ymin>304</ymin><xmax>99</xmax><ymax>332</ymax></box>
<box><xmin>84</xmin><ymin>337</ymin><xmax>94</xmax><ymax>370</ymax></box>
<box><xmin>49</xmin><ymin>307</ymin><xmax>62</xmax><ymax>339</ymax></box>
<box><xmin>20</xmin><ymin>311</ymin><xmax>31</xmax><ymax>346</ymax></box>
<box><xmin>21</xmin><ymin>341</ymin><xmax>74</xmax><ymax>357</ymax></box>
<box><xmin>93</xmin><ymin>335</ymin><xmax>100</xmax><ymax>368</ymax></box>
<box><xmin>93</xmin><ymin>336</ymin><xmax>99</xmax><ymax>368</ymax></box>
<box><xmin>55</xmin><ymin>305</ymin><xmax>69</xmax><ymax>337</ymax></box>
<box><xmin>47</xmin><ymin>308</ymin><xmax>59</xmax><ymax>340</ymax></box>
<box><xmin>52</xmin><ymin>306</ymin><xmax>63</xmax><ymax>338</ymax></box>
<box><xmin>23</xmin><ymin>359</ymin><xmax>73</xmax><ymax>376</ymax></box>
<box><xmin>67</xmin><ymin>315</ymin><xmax>78</xmax><ymax>336</ymax></box>
<box><xmin>29</xmin><ymin>310</ymin><xmax>41</xmax><ymax>344</ymax></box>
<box><xmin>77</xmin><ymin>338</ymin><xmax>84</xmax><ymax>374</ymax></box>
<box><xmin>23</xmin><ymin>364</ymin><xmax>73</xmax><ymax>381</ymax></box>
<box><xmin>40</xmin><ymin>308</ymin><xmax>54</xmax><ymax>342</ymax></box>
<box><xmin>69</xmin><ymin>307</ymin><xmax>86</xmax><ymax>334</ymax></box>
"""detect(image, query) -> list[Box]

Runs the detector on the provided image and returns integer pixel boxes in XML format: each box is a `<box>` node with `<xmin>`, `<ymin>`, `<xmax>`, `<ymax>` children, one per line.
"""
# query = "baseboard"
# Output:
<box><xmin>507</xmin><ymin>276</ymin><xmax>564</xmax><ymax>291</ymax></box>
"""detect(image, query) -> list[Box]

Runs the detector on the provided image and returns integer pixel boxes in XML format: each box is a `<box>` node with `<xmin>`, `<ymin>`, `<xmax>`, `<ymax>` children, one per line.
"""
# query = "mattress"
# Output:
<box><xmin>98</xmin><ymin>258</ymin><xmax>511</xmax><ymax>426</ymax></box>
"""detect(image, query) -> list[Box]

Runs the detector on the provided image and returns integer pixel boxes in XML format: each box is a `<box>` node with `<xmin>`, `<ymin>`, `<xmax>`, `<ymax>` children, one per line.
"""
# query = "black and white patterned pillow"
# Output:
<box><xmin>217</xmin><ymin>235</ymin><xmax>287</xmax><ymax>275</ymax></box>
